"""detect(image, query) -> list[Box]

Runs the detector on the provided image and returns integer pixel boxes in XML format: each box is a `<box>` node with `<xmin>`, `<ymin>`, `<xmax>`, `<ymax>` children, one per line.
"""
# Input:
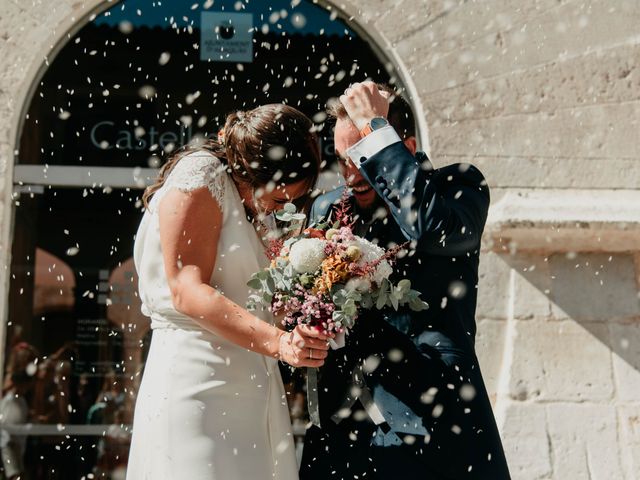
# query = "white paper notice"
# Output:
<box><xmin>200</xmin><ymin>12</ymin><xmax>254</xmax><ymax>63</ymax></box>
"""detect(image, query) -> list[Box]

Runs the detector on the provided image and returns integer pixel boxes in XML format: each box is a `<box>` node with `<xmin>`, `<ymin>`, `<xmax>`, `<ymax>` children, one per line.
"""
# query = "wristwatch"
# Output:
<box><xmin>359</xmin><ymin>117</ymin><xmax>389</xmax><ymax>138</ymax></box>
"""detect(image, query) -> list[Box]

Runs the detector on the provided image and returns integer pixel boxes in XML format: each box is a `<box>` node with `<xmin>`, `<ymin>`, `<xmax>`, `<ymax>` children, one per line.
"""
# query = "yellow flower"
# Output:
<box><xmin>325</xmin><ymin>228</ymin><xmax>339</xmax><ymax>240</ymax></box>
<box><xmin>313</xmin><ymin>254</ymin><xmax>352</xmax><ymax>294</ymax></box>
<box><xmin>345</xmin><ymin>245</ymin><xmax>361</xmax><ymax>261</ymax></box>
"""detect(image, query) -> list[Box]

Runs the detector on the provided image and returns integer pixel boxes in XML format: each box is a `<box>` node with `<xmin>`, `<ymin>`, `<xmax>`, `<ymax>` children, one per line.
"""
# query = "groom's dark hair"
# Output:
<box><xmin>327</xmin><ymin>83</ymin><xmax>416</xmax><ymax>139</ymax></box>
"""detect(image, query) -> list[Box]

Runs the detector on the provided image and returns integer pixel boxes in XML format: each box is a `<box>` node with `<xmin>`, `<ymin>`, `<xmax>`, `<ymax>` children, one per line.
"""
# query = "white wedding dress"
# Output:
<box><xmin>126</xmin><ymin>152</ymin><xmax>298</xmax><ymax>480</ymax></box>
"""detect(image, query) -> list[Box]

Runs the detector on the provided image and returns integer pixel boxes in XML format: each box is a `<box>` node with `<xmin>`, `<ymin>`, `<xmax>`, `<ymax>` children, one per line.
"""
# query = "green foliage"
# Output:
<box><xmin>364</xmin><ymin>278</ymin><xmax>430</xmax><ymax>312</ymax></box>
<box><xmin>246</xmin><ymin>268</ymin><xmax>278</xmax><ymax>307</ymax></box>
<box><xmin>275</xmin><ymin>203</ymin><xmax>306</xmax><ymax>223</ymax></box>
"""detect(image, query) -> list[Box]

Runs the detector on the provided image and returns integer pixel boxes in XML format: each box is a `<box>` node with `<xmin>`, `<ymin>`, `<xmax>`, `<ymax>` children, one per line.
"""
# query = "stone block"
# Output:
<box><xmin>444</xmin><ymin>155</ymin><xmax>640</xmax><ymax>190</ymax></box>
<box><xmin>394</xmin><ymin>0</ymin><xmax>574</xmax><ymax>67</ymax></box>
<box><xmin>547</xmin><ymin>403</ymin><xmax>623</xmax><ymax>480</ymax></box>
<box><xmin>549</xmin><ymin>253</ymin><xmax>639</xmax><ymax>322</ymax></box>
<box><xmin>508</xmin><ymin>253</ymin><xmax>553</xmax><ymax>320</ymax></box>
<box><xmin>423</xmin><ymin>43</ymin><xmax>640</xmax><ymax>123</ymax></box>
<box><xmin>346</xmin><ymin>0</ymin><xmax>396</xmax><ymax>26</ymax></box>
<box><xmin>618</xmin><ymin>407</ymin><xmax>640</xmax><ymax>480</ymax></box>
<box><xmin>430</xmin><ymin>103</ymin><xmax>640</xmax><ymax>160</ymax></box>
<box><xmin>497</xmin><ymin>402</ymin><xmax>551</xmax><ymax>480</ymax></box>
<box><xmin>4</xmin><ymin>0</ymin><xmax>75</xmax><ymax>26</ymax></box>
<box><xmin>375</xmin><ymin>0</ymin><xmax>465</xmax><ymax>43</ymax></box>
<box><xmin>477</xmin><ymin>252</ymin><xmax>511</xmax><ymax>320</ymax></box>
<box><xmin>610</xmin><ymin>321</ymin><xmax>640</xmax><ymax>402</ymax></box>
<box><xmin>475</xmin><ymin>318</ymin><xmax>507</xmax><ymax>400</ymax></box>
<box><xmin>476</xmin><ymin>251</ymin><xmax>552</xmax><ymax>321</ymax></box>
<box><xmin>0</xmin><ymin>7</ymin><xmax>45</xmax><ymax>92</ymax></box>
<box><xmin>508</xmin><ymin>319</ymin><xmax>613</xmax><ymax>402</ymax></box>
<box><xmin>409</xmin><ymin>0</ymin><xmax>640</xmax><ymax>93</ymax></box>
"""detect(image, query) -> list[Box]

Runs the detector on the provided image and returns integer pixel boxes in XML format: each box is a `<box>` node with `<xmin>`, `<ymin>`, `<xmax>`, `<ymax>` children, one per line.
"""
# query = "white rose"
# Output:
<box><xmin>352</xmin><ymin>237</ymin><xmax>393</xmax><ymax>285</ymax></box>
<box><xmin>288</xmin><ymin>238</ymin><xmax>326</xmax><ymax>273</ymax></box>
<box><xmin>345</xmin><ymin>277</ymin><xmax>372</xmax><ymax>293</ymax></box>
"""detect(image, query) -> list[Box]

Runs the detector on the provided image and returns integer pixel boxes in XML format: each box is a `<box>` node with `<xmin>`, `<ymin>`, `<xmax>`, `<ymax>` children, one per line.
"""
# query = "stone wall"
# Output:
<box><xmin>352</xmin><ymin>1</ymin><xmax>640</xmax><ymax>477</ymax></box>
<box><xmin>0</xmin><ymin>0</ymin><xmax>639</xmax><ymax>478</ymax></box>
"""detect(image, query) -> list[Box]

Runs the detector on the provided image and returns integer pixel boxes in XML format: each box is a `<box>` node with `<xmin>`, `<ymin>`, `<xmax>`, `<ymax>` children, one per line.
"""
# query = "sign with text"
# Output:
<box><xmin>200</xmin><ymin>12</ymin><xmax>253</xmax><ymax>63</ymax></box>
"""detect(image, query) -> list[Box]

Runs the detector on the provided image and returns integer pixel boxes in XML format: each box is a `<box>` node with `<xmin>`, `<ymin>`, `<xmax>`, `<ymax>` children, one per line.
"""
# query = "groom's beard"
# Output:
<box><xmin>350</xmin><ymin>198</ymin><xmax>388</xmax><ymax>240</ymax></box>
<box><xmin>351</xmin><ymin>189</ymin><xmax>385</xmax><ymax>221</ymax></box>
<box><xmin>349</xmin><ymin>182</ymin><xmax>378</xmax><ymax>213</ymax></box>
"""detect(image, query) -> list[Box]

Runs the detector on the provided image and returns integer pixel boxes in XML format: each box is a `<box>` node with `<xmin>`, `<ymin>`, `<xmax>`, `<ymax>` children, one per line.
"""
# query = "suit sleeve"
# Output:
<box><xmin>356</xmin><ymin>141</ymin><xmax>490</xmax><ymax>255</ymax></box>
<box><xmin>308</xmin><ymin>196</ymin><xmax>322</xmax><ymax>226</ymax></box>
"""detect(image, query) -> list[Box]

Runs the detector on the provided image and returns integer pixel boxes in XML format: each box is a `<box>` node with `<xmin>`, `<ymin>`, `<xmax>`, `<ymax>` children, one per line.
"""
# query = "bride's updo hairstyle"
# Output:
<box><xmin>142</xmin><ymin>104</ymin><xmax>321</xmax><ymax>209</ymax></box>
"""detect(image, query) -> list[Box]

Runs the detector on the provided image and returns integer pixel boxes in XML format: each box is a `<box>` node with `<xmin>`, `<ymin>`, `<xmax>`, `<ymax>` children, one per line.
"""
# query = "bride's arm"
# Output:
<box><xmin>158</xmin><ymin>186</ymin><xmax>329</xmax><ymax>367</ymax></box>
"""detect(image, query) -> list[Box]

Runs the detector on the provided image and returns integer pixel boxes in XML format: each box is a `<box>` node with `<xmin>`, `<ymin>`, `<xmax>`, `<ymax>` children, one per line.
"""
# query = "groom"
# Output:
<box><xmin>299</xmin><ymin>82</ymin><xmax>511</xmax><ymax>479</ymax></box>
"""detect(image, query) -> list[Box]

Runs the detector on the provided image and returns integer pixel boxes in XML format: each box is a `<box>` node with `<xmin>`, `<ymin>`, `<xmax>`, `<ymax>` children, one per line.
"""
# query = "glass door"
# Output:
<box><xmin>7</xmin><ymin>182</ymin><xmax>147</xmax><ymax>478</ymax></box>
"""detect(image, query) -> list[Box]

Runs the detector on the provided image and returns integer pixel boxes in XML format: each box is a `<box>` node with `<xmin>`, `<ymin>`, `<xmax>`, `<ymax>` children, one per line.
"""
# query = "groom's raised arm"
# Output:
<box><xmin>348</xmin><ymin>129</ymin><xmax>490</xmax><ymax>256</ymax></box>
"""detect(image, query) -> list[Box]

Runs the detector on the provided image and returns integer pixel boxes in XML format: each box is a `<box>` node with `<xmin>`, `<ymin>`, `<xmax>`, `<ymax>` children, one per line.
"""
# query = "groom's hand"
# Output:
<box><xmin>339</xmin><ymin>81</ymin><xmax>389</xmax><ymax>131</ymax></box>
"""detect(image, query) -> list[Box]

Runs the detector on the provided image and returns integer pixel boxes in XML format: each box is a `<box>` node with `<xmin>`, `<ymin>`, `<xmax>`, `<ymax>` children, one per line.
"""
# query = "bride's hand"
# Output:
<box><xmin>278</xmin><ymin>325</ymin><xmax>333</xmax><ymax>368</ymax></box>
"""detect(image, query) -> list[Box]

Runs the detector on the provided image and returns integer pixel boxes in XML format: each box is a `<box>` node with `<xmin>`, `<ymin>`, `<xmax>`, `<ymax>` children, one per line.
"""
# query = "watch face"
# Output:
<box><xmin>370</xmin><ymin>117</ymin><xmax>389</xmax><ymax>130</ymax></box>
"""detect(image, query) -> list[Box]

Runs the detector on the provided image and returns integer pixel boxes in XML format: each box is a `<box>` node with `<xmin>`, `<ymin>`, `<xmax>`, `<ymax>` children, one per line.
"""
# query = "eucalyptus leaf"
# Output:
<box><xmin>284</xmin><ymin>264</ymin><xmax>295</xmax><ymax>277</ymax></box>
<box><xmin>283</xmin><ymin>237</ymin><xmax>298</xmax><ymax>249</ymax></box>
<box><xmin>276</xmin><ymin>212</ymin><xmax>293</xmax><ymax>222</ymax></box>
<box><xmin>374</xmin><ymin>279</ymin><xmax>390</xmax><ymax>309</ymax></box>
<box><xmin>360</xmin><ymin>293</ymin><xmax>374</xmax><ymax>309</ymax></box>
<box><xmin>332</xmin><ymin>289</ymin><xmax>348</xmax><ymax>307</ymax></box>
<box><xmin>410</xmin><ymin>297</ymin><xmax>429</xmax><ymax>311</ymax></box>
<box><xmin>343</xmin><ymin>299</ymin><xmax>357</xmax><ymax>317</ymax></box>
<box><xmin>343</xmin><ymin>315</ymin><xmax>356</xmax><ymax>329</ymax></box>
<box><xmin>390</xmin><ymin>292</ymin><xmax>399</xmax><ymax>311</ymax></box>
<box><xmin>332</xmin><ymin>311</ymin><xmax>347</xmax><ymax>325</ymax></box>
<box><xmin>346</xmin><ymin>290</ymin><xmax>362</xmax><ymax>302</ymax></box>
<box><xmin>266</xmin><ymin>276</ymin><xmax>276</xmax><ymax>293</ymax></box>
<box><xmin>391</xmin><ymin>284</ymin><xmax>405</xmax><ymax>300</ymax></box>
<box><xmin>376</xmin><ymin>289</ymin><xmax>388</xmax><ymax>310</ymax></box>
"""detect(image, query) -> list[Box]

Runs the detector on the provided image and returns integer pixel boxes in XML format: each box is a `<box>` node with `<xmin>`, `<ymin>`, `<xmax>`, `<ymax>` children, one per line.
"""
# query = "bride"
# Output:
<box><xmin>126</xmin><ymin>104</ymin><xmax>331</xmax><ymax>480</ymax></box>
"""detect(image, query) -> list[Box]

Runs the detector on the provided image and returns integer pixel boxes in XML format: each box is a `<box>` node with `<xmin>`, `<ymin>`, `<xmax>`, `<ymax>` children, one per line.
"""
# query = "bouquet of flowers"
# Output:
<box><xmin>247</xmin><ymin>194</ymin><xmax>428</xmax><ymax>349</ymax></box>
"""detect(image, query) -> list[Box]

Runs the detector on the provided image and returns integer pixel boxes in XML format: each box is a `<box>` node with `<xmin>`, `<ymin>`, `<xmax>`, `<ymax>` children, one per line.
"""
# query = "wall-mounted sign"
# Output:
<box><xmin>200</xmin><ymin>12</ymin><xmax>253</xmax><ymax>63</ymax></box>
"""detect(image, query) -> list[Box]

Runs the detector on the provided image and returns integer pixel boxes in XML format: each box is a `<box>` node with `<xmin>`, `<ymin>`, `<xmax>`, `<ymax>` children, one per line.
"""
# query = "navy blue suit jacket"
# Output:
<box><xmin>301</xmin><ymin>143</ymin><xmax>511</xmax><ymax>479</ymax></box>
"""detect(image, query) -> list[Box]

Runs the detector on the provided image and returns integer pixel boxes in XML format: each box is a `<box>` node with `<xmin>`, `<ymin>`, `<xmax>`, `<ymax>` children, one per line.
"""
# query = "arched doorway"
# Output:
<box><xmin>5</xmin><ymin>1</ymin><xmax>419</xmax><ymax>477</ymax></box>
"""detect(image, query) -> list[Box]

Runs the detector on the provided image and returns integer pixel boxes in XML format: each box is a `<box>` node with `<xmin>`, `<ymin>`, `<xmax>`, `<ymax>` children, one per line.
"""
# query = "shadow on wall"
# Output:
<box><xmin>490</xmin><ymin>251</ymin><xmax>640</xmax><ymax>402</ymax></box>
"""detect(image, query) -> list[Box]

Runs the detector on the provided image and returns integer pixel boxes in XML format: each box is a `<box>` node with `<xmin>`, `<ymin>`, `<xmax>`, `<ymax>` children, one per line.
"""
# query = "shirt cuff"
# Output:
<box><xmin>346</xmin><ymin>125</ymin><xmax>402</xmax><ymax>168</ymax></box>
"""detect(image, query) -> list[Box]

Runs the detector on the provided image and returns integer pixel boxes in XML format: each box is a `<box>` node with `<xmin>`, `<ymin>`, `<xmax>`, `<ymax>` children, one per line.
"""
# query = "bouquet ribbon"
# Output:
<box><xmin>307</xmin><ymin>362</ymin><xmax>387</xmax><ymax>429</ymax></box>
<box><xmin>307</xmin><ymin>367</ymin><xmax>322</xmax><ymax>427</ymax></box>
